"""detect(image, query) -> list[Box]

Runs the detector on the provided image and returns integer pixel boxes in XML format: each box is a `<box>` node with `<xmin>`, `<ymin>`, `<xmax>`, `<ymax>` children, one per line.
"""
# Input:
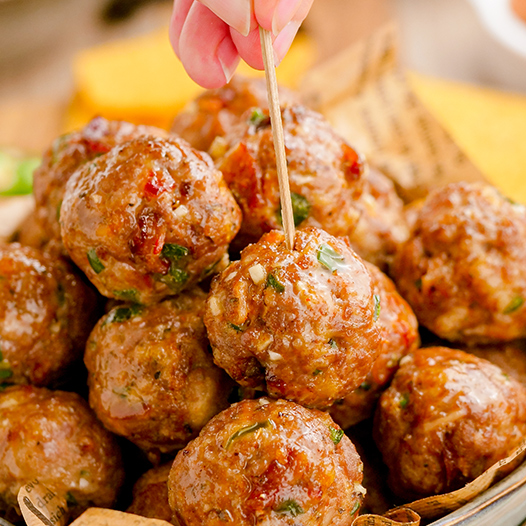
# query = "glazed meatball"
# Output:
<box><xmin>0</xmin><ymin>242</ymin><xmax>98</xmax><ymax>387</ymax></box>
<box><xmin>374</xmin><ymin>347</ymin><xmax>526</xmax><ymax>500</ymax></box>
<box><xmin>393</xmin><ymin>182</ymin><xmax>526</xmax><ymax>344</ymax></box>
<box><xmin>204</xmin><ymin>227</ymin><xmax>381</xmax><ymax>409</ymax></box>
<box><xmin>85</xmin><ymin>288</ymin><xmax>233</xmax><ymax>460</ymax></box>
<box><xmin>0</xmin><ymin>386</ymin><xmax>124</xmax><ymax>522</ymax></box>
<box><xmin>127</xmin><ymin>463</ymin><xmax>173</xmax><ymax>523</ymax></box>
<box><xmin>172</xmin><ymin>75</ymin><xmax>299</xmax><ymax>153</ymax></box>
<box><xmin>168</xmin><ymin>398</ymin><xmax>365</xmax><ymax>526</ymax></box>
<box><xmin>348</xmin><ymin>168</ymin><xmax>409</xmax><ymax>272</ymax></box>
<box><xmin>216</xmin><ymin>104</ymin><xmax>365</xmax><ymax>249</ymax></box>
<box><xmin>60</xmin><ymin>135</ymin><xmax>241</xmax><ymax>304</ymax></box>
<box><xmin>33</xmin><ymin>116</ymin><xmax>167</xmax><ymax>253</ymax></box>
<box><xmin>329</xmin><ymin>262</ymin><xmax>420</xmax><ymax>428</ymax></box>
<box><xmin>468</xmin><ymin>341</ymin><xmax>526</xmax><ymax>387</ymax></box>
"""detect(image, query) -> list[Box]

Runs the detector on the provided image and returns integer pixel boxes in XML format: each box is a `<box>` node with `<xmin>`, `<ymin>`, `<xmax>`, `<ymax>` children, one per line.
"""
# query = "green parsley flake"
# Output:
<box><xmin>113</xmin><ymin>289</ymin><xmax>139</xmax><ymax>302</ymax></box>
<box><xmin>399</xmin><ymin>392</ymin><xmax>410</xmax><ymax>409</ymax></box>
<box><xmin>503</xmin><ymin>296</ymin><xmax>524</xmax><ymax>315</ymax></box>
<box><xmin>317</xmin><ymin>244</ymin><xmax>346</xmax><ymax>273</ymax></box>
<box><xmin>373</xmin><ymin>294</ymin><xmax>381</xmax><ymax>321</ymax></box>
<box><xmin>266</xmin><ymin>273</ymin><xmax>285</xmax><ymax>293</ymax></box>
<box><xmin>350</xmin><ymin>501</ymin><xmax>361</xmax><ymax>516</ymax></box>
<box><xmin>225</xmin><ymin>420</ymin><xmax>273</xmax><ymax>449</ymax></box>
<box><xmin>109</xmin><ymin>305</ymin><xmax>142</xmax><ymax>323</ymax></box>
<box><xmin>328</xmin><ymin>338</ymin><xmax>338</xmax><ymax>349</ymax></box>
<box><xmin>248</xmin><ymin>107</ymin><xmax>268</xmax><ymax>127</ymax></box>
<box><xmin>275</xmin><ymin>499</ymin><xmax>304</xmax><ymax>517</ymax></box>
<box><xmin>66</xmin><ymin>492</ymin><xmax>78</xmax><ymax>507</ymax></box>
<box><xmin>87</xmin><ymin>249</ymin><xmax>105</xmax><ymax>274</ymax></box>
<box><xmin>329</xmin><ymin>426</ymin><xmax>344</xmax><ymax>445</ymax></box>
<box><xmin>290</xmin><ymin>193</ymin><xmax>311</xmax><ymax>226</ymax></box>
<box><xmin>161</xmin><ymin>243</ymin><xmax>189</xmax><ymax>260</ymax></box>
<box><xmin>0</xmin><ymin>368</ymin><xmax>12</xmax><ymax>380</ymax></box>
<box><xmin>229</xmin><ymin>323</ymin><xmax>244</xmax><ymax>332</ymax></box>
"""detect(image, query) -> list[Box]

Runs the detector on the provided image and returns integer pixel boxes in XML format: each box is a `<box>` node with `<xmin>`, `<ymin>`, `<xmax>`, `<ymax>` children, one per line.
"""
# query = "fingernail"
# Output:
<box><xmin>200</xmin><ymin>0</ymin><xmax>252</xmax><ymax>37</ymax></box>
<box><xmin>272</xmin><ymin>0</ymin><xmax>303</xmax><ymax>35</ymax></box>
<box><xmin>217</xmin><ymin>37</ymin><xmax>239</xmax><ymax>84</ymax></box>
<box><xmin>273</xmin><ymin>20</ymin><xmax>301</xmax><ymax>65</ymax></box>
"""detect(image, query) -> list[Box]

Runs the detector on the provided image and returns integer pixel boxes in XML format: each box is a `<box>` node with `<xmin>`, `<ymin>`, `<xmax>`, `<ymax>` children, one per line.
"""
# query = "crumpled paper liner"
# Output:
<box><xmin>300</xmin><ymin>23</ymin><xmax>486</xmax><ymax>202</ymax></box>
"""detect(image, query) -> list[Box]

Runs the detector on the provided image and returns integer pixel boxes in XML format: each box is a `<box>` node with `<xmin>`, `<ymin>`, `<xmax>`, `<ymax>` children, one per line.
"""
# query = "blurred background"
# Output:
<box><xmin>1</xmin><ymin>0</ymin><xmax>526</xmax><ymax>185</ymax></box>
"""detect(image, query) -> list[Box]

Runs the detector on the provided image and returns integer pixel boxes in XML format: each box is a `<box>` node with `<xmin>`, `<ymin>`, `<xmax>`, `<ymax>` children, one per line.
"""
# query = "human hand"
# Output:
<box><xmin>170</xmin><ymin>0</ymin><xmax>314</xmax><ymax>89</ymax></box>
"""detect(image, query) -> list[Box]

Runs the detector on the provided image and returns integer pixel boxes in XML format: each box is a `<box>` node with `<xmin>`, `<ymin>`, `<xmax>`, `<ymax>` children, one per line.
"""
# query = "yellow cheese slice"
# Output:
<box><xmin>408</xmin><ymin>71</ymin><xmax>526</xmax><ymax>202</ymax></box>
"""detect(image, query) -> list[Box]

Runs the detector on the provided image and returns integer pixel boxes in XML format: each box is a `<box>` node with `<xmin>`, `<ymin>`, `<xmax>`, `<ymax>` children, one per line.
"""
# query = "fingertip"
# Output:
<box><xmin>230</xmin><ymin>26</ymin><xmax>265</xmax><ymax>70</ymax></box>
<box><xmin>273</xmin><ymin>20</ymin><xmax>302</xmax><ymax>65</ymax></box>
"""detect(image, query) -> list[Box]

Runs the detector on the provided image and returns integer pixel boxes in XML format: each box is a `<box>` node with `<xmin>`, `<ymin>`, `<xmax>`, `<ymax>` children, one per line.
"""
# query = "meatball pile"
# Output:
<box><xmin>4</xmin><ymin>73</ymin><xmax>526</xmax><ymax>526</ymax></box>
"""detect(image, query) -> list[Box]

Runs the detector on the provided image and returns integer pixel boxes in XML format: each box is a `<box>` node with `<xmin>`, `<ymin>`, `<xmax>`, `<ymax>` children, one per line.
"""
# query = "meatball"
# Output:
<box><xmin>127</xmin><ymin>463</ymin><xmax>173</xmax><ymax>523</ymax></box>
<box><xmin>329</xmin><ymin>262</ymin><xmax>420</xmax><ymax>428</ymax></box>
<box><xmin>392</xmin><ymin>182</ymin><xmax>526</xmax><ymax>344</ymax></box>
<box><xmin>348</xmin><ymin>168</ymin><xmax>409</xmax><ymax>272</ymax></box>
<box><xmin>168</xmin><ymin>398</ymin><xmax>365</xmax><ymax>526</ymax></box>
<box><xmin>468</xmin><ymin>341</ymin><xmax>526</xmax><ymax>387</ymax></box>
<box><xmin>0</xmin><ymin>242</ymin><xmax>98</xmax><ymax>387</ymax></box>
<box><xmin>171</xmin><ymin>75</ymin><xmax>299</xmax><ymax>153</ymax></box>
<box><xmin>0</xmin><ymin>385</ymin><xmax>124</xmax><ymax>521</ymax></box>
<box><xmin>32</xmin><ymin>116</ymin><xmax>167</xmax><ymax>253</ymax></box>
<box><xmin>85</xmin><ymin>287</ymin><xmax>233</xmax><ymax>460</ymax></box>
<box><xmin>60</xmin><ymin>135</ymin><xmax>241</xmax><ymax>304</ymax></box>
<box><xmin>216</xmin><ymin>104</ymin><xmax>365</xmax><ymax>249</ymax></box>
<box><xmin>374</xmin><ymin>347</ymin><xmax>526</xmax><ymax>500</ymax></box>
<box><xmin>204</xmin><ymin>227</ymin><xmax>381</xmax><ymax>409</ymax></box>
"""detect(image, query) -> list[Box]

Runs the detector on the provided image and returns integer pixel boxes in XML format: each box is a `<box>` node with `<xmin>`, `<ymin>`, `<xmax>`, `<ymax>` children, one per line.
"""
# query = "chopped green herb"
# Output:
<box><xmin>161</xmin><ymin>243</ymin><xmax>189</xmax><ymax>260</ymax></box>
<box><xmin>328</xmin><ymin>338</ymin><xmax>338</xmax><ymax>349</ymax></box>
<box><xmin>350</xmin><ymin>501</ymin><xmax>361</xmax><ymax>516</ymax></box>
<box><xmin>66</xmin><ymin>492</ymin><xmax>78</xmax><ymax>507</ymax></box>
<box><xmin>229</xmin><ymin>323</ymin><xmax>244</xmax><ymax>332</ymax></box>
<box><xmin>359</xmin><ymin>381</ymin><xmax>372</xmax><ymax>391</ymax></box>
<box><xmin>266</xmin><ymin>273</ymin><xmax>285</xmax><ymax>293</ymax></box>
<box><xmin>329</xmin><ymin>426</ymin><xmax>344</xmax><ymax>445</ymax></box>
<box><xmin>290</xmin><ymin>193</ymin><xmax>311</xmax><ymax>226</ymax></box>
<box><xmin>0</xmin><ymin>383</ymin><xmax>9</xmax><ymax>391</ymax></box>
<box><xmin>0</xmin><ymin>368</ymin><xmax>12</xmax><ymax>380</ymax></box>
<box><xmin>248</xmin><ymin>107</ymin><xmax>268</xmax><ymax>127</ymax></box>
<box><xmin>158</xmin><ymin>267</ymin><xmax>189</xmax><ymax>290</ymax></box>
<box><xmin>56</xmin><ymin>283</ymin><xmax>65</xmax><ymax>306</ymax></box>
<box><xmin>154</xmin><ymin>371</ymin><xmax>161</xmax><ymax>380</ymax></box>
<box><xmin>317</xmin><ymin>244</ymin><xmax>346</xmax><ymax>273</ymax></box>
<box><xmin>80</xmin><ymin>470</ymin><xmax>90</xmax><ymax>477</ymax></box>
<box><xmin>109</xmin><ymin>305</ymin><xmax>142</xmax><ymax>323</ymax></box>
<box><xmin>275</xmin><ymin>499</ymin><xmax>304</xmax><ymax>517</ymax></box>
<box><xmin>313</xmin><ymin>369</ymin><xmax>323</xmax><ymax>376</ymax></box>
<box><xmin>399</xmin><ymin>392</ymin><xmax>410</xmax><ymax>409</ymax></box>
<box><xmin>225</xmin><ymin>420</ymin><xmax>273</xmax><ymax>449</ymax></box>
<box><xmin>87</xmin><ymin>249</ymin><xmax>105</xmax><ymax>274</ymax></box>
<box><xmin>373</xmin><ymin>294</ymin><xmax>381</xmax><ymax>321</ymax></box>
<box><xmin>414</xmin><ymin>278</ymin><xmax>422</xmax><ymax>291</ymax></box>
<box><xmin>504</xmin><ymin>296</ymin><xmax>524</xmax><ymax>315</ymax></box>
<box><xmin>0</xmin><ymin>349</ymin><xmax>3</xmax><ymax>361</ymax></box>
<box><xmin>113</xmin><ymin>289</ymin><xmax>139</xmax><ymax>302</ymax></box>
<box><xmin>112</xmin><ymin>386</ymin><xmax>130</xmax><ymax>399</ymax></box>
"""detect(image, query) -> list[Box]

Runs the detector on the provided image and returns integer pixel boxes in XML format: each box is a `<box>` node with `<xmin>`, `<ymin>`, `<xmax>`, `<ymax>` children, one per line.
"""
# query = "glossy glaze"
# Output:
<box><xmin>393</xmin><ymin>182</ymin><xmax>526</xmax><ymax>343</ymax></box>
<box><xmin>329</xmin><ymin>261</ymin><xmax>420</xmax><ymax>428</ymax></box>
<box><xmin>0</xmin><ymin>385</ymin><xmax>124</xmax><ymax>521</ymax></box>
<box><xmin>168</xmin><ymin>398</ymin><xmax>364</xmax><ymax>526</ymax></box>
<box><xmin>85</xmin><ymin>288</ymin><xmax>233</xmax><ymax>459</ymax></box>
<box><xmin>60</xmin><ymin>135</ymin><xmax>241</xmax><ymax>304</ymax></box>
<box><xmin>374</xmin><ymin>347</ymin><xmax>526</xmax><ymax>500</ymax></box>
<box><xmin>205</xmin><ymin>227</ymin><xmax>381</xmax><ymax>409</ymax></box>
<box><xmin>0</xmin><ymin>242</ymin><xmax>98</xmax><ymax>386</ymax></box>
<box><xmin>217</xmin><ymin>104</ymin><xmax>365</xmax><ymax>249</ymax></box>
<box><xmin>33</xmin><ymin>116</ymin><xmax>167</xmax><ymax>254</ymax></box>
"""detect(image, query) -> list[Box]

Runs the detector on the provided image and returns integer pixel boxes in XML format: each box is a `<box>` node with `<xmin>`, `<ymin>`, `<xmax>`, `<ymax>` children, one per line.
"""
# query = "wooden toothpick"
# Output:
<box><xmin>259</xmin><ymin>27</ymin><xmax>295</xmax><ymax>251</ymax></box>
